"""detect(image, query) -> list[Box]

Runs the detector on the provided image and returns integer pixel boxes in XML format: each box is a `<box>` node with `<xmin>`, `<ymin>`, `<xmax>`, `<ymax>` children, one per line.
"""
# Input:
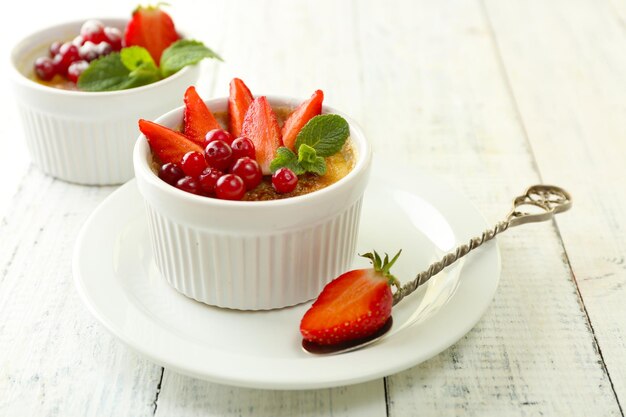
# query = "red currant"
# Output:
<box><xmin>95</xmin><ymin>41</ymin><xmax>113</xmax><ymax>57</ymax></box>
<box><xmin>67</xmin><ymin>60</ymin><xmax>89</xmax><ymax>83</ymax></box>
<box><xmin>80</xmin><ymin>20</ymin><xmax>107</xmax><ymax>44</ymax></box>
<box><xmin>272</xmin><ymin>168</ymin><xmax>298</xmax><ymax>194</ymax></box>
<box><xmin>159</xmin><ymin>163</ymin><xmax>185</xmax><ymax>186</ymax></box>
<box><xmin>79</xmin><ymin>42</ymin><xmax>99</xmax><ymax>62</ymax></box>
<box><xmin>181</xmin><ymin>151</ymin><xmax>208</xmax><ymax>177</ymax></box>
<box><xmin>103</xmin><ymin>27</ymin><xmax>123</xmax><ymax>51</ymax></box>
<box><xmin>198</xmin><ymin>167</ymin><xmax>223</xmax><ymax>195</ymax></box>
<box><xmin>55</xmin><ymin>43</ymin><xmax>80</xmax><ymax>75</ymax></box>
<box><xmin>231</xmin><ymin>157</ymin><xmax>262</xmax><ymax>190</ymax></box>
<box><xmin>72</xmin><ymin>36</ymin><xmax>85</xmax><ymax>47</ymax></box>
<box><xmin>205</xmin><ymin>140</ymin><xmax>233</xmax><ymax>171</ymax></box>
<box><xmin>204</xmin><ymin>129</ymin><xmax>233</xmax><ymax>147</ymax></box>
<box><xmin>34</xmin><ymin>57</ymin><xmax>57</xmax><ymax>81</ymax></box>
<box><xmin>231</xmin><ymin>136</ymin><xmax>256</xmax><ymax>160</ymax></box>
<box><xmin>215</xmin><ymin>174</ymin><xmax>246</xmax><ymax>200</ymax></box>
<box><xmin>49</xmin><ymin>41</ymin><xmax>62</xmax><ymax>57</ymax></box>
<box><xmin>176</xmin><ymin>176</ymin><xmax>200</xmax><ymax>195</ymax></box>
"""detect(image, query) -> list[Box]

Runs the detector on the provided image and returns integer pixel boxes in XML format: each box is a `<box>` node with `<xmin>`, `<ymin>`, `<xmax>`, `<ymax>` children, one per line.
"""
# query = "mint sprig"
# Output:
<box><xmin>160</xmin><ymin>40</ymin><xmax>222</xmax><ymax>77</ymax></box>
<box><xmin>77</xmin><ymin>39</ymin><xmax>221</xmax><ymax>92</ymax></box>
<box><xmin>295</xmin><ymin>114</ymin><xmax>350</xmax><ymax>157</ymax></box>
<box><xmin>270</xmin><ymin>148</ymin><xmax>305</xmax><ymax>175</ymax></box>
<box><xmin>270</xmin><ymin>114</ymin><xmax>349</xmax><ymax>175</ymax></box>
<box><xmin>297</xmin><ymin>144</ymin><xmax>326</xmax><ymax>175</ymax></box>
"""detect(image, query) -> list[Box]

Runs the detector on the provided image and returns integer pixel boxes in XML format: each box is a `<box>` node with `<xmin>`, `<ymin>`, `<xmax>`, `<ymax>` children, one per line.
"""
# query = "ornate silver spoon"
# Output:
<box><xmin>302</xmin><ymin>184</ymin><xmax>572</xmax><ymax>355</ymax></box>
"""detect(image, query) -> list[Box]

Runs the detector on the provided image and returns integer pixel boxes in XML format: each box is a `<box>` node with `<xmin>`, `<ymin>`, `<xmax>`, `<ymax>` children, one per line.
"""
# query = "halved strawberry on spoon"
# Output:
<box><xmin>241</xmin><ymin>96</ymin><xmax>283</xmax><ymax>175</ymax></box>
<box><xmin>124</xmin><ymin>4</ymin><xmax>180</xmax><ymax>64</ymax></box>
<box><xmin>183</xmin><ymin>86</ymin><xmax>221</xmax><ymax>145</ymax></box>
<box><xmin>300</xmin><ymin>251</ymin><xmax>401</xmax><ymax>347</ymax></box>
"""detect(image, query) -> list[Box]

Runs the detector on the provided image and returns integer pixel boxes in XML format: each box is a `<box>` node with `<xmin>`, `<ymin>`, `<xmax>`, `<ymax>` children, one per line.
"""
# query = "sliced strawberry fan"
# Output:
<box><xmin>183</xmin><ymin>86</ymin><xmax>221</xmax><ymax>145</ymax></box>
<box><xmin>138</xmin><ymin>119</ymin><xmax>203</xmax><ymax>165</ymax></box>
<box><xmin>281</xmin><ymin>90</ymin><xmax>324</xmax><ymax>152</ymax></box>
<box><xmin>228</xmin><ymin>78</ymin><xmax>254</xmax><ymax>137</ymax></box>
<box><xmin>241</xmin><ymin>96</ymin><xmax>283</xmax><ymax>175</ymax></box>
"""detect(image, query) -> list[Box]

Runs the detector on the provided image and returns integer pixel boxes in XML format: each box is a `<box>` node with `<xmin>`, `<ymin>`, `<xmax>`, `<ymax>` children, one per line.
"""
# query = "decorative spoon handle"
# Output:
<box><xmin>392</xmin><ymin>185</ymin><xmax>572</xmax><ymax>305</ymax></box>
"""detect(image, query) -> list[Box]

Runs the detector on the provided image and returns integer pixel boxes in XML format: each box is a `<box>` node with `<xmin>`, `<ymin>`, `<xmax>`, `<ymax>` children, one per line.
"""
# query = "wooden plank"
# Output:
<box><xmin>154</xmin><ymin>0</ymin><xmax>388</xmax><ymax>415</ymax></box>
<box><xmin>0</xmin><ymin>1</ymin><xmax>161</xmax><ymax>415</ymax></box>
<box><xmin>0</xmin><ymin>171</ymin><xmax>163</xmax><ymax>416</ymax></box>
<box><xmin>482</xmin><ymin>0</ymin><xmax>626</xmax><ymax>410</ymax></box>
<box><xmin>351</xmin><ymin>0</ymin><xmax>622</xmax><ymax>415</ymax></box>
<box><xmin>156</xmin><ymin>374</ymin><xmax>386</xmax><ymax>417</ymax></box>
<box><xmin>0</xmin><ymin>3</ymin><xmax>166</xmax><ymax>414</ymax></box>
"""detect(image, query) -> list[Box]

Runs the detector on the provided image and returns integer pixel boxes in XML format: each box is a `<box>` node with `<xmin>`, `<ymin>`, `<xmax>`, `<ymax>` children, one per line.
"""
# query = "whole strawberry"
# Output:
<box><xmin>124</xmin><ymin>4</ymin><xmax>180</xmax><ymax>64</ymax></box>
<box><xmin>300</xmin><ymin>251</ymin><xmax>401</xmax><ymax>346</ymax></box>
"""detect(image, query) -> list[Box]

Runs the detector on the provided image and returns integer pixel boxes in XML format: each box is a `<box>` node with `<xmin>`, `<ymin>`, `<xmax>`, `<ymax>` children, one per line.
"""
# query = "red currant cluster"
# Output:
<box><xmin>158</xmin><ymin>129</ymin><xmax>298</xmax><ymax>200</ymax></box>
<box><xmin>33</xmin><ymin>20</ymin><xmax>122</xmax><ymax>83</ymax></box>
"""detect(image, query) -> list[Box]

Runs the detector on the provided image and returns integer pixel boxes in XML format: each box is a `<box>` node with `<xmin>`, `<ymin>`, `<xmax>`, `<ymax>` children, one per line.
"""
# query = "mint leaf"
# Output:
<box><xmin>269</xmin><ymin>147</ymin><xmax>305</xmax><ymax>175</ymax></box>
<box><xmin>297</xmin><ymin>144</ymin><xmax>326</xmax><ymax>175</ymax></box>
<box><xmin>160</xmin><ymin>39</ymin><xmax>223</xmax><ymax>77</ymax></box>
<box><xmin>122</xmin><ymin>47</ymin><xmax>161</xmax><ymax>87</ymax></box>
<box><xmin>121</xmin><ymin>46</ymin><xmax>157</xmax><ymax>71</ymax></box>
<box><xmin>294</xmin><ymin>114</ymin><xmax>349</xmax><ymax>157</ymax></box>
<box><xmin>127</xmin><ymin>61</ymin><xmax>161</xmax><ymax>87</ymax></box>
<box><xmin>77</xmin><ymin>53</ymin><xmax>134</xmax><ymax>91</ymax></box>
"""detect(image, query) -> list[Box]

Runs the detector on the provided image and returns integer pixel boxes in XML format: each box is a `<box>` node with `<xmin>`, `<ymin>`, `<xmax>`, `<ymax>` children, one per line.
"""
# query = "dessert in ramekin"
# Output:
<box><xmin>10</xmin><ymin>6</ymin><xmax>220</xmax><ymax>185</ymax></box>
<box><xmin>134</xmin><ymin>82</ymin><xmax>371</xmax><ymax>310</ymax></box>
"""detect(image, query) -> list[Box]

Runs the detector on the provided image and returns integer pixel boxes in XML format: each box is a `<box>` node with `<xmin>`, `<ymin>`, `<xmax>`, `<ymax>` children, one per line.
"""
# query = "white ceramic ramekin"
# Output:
<box><xmin>134</xmin><ymin>96</ymin><xmax>372</xmax><ymax>310</ymax></box>
<box><xmin>9</xmin><ymin>18</ymin><xmax>200</xmax><ymax>185</ymax></box>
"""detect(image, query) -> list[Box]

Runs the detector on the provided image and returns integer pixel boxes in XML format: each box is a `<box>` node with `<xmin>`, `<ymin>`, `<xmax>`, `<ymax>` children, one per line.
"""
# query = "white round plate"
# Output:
<box><xmin>73</xmin><ymin>162</ymin><xmax>500</xmax><ymax>390</ymax></box>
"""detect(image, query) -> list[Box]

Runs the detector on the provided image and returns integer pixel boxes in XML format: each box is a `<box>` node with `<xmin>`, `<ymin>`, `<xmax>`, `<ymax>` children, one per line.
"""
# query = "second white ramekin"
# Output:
<box><xmin>134</xmin><ymin>96</ymin><xmax>372</xmax><ymax>310</ymax></box>
<box><xmin>9</xmin><ymin>18</ymin><xmax>201</xmax><ymax>185</ymax></box>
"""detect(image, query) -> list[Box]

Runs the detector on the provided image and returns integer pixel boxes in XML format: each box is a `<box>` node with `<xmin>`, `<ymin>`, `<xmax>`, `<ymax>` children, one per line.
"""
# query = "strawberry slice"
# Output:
<box><xmin>183</xmin><ymin>86</ymin><xmax>221</xmax><ymax>145</ymax></box>
<box><xmin>241</xmin><ymin>96</ymin><xmax>283</xmax><ymax>175</ymax></box>
<box><xmin>300</xmin><ymin>251</ymin><xmax>401</xmax><ymax>346</ymax></box>
<box><xmin>138</xmin><ymin>119</ymin><xmax>203</xmax><ymax>165</ymax></box>
<box><xmin>281</xmin><ymin>90</ymin><xmax>324</xmax><ymax>152</ymax></box>
<box><xmin>228</xmin><ymin>78</ymin><xmax>254</xmax><ymax>137</ymax></box>
<box><xmin>124</xmin><ymin>5</ymin><xmax>180</xmax><ymax>64</ymax></box>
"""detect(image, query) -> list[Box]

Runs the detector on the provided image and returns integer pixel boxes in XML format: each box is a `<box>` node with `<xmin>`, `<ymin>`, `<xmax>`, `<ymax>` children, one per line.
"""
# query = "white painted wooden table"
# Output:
<box><xmin>1</xmin><ymin>0</ymin><xmax>625</xmax><ymax>415</ymax></box>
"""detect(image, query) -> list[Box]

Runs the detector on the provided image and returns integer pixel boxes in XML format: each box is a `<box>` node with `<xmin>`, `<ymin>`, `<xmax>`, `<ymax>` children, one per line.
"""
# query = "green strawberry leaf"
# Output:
<box><xmin>269</xmin><ymin>147</ymin><xmax>305</xmax><ymax>175</ymax></box>
<box><xmin>297</xmin><ymin>144</ymin><xmax>326</xmax><ymax>175</ymax></box>
<box><xmin>294</xmin><ymin>114</ymin><xmax>349</xmax><ymax>157</ymax></box>
<box><xmin>160</xmin><ymin>39</ymin><xmax>223</xmax><ymax>77</ymax></box>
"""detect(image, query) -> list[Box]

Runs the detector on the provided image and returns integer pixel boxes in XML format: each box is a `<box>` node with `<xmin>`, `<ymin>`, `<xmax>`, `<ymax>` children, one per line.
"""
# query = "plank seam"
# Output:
<box><xmin>152</xmin><ymin>367</ymin><xmax>165</xmax><ymax>415</ymax></box>
<box><xmin>384</xmin><ymin>377</ymin><xmax>391</xmax><ymax>417</ymax></box>
<box><xmin>551</xmin><ymin>226</ymin><xmax>625</xmax><ymax>417</ymax></box>
<box><xmin>478</xmin><ymin>0</ymin><xmax>625</xmax><ymax>415</ymax></box>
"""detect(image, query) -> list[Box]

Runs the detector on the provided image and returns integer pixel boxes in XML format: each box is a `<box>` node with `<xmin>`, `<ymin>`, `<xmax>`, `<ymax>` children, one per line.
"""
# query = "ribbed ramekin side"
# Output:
<box><xmin>143</xmin><ymin>198</ymin><xmax>364</xmax><ymax>310</ymax></box>
<box><xmin>17</xmin><ymin>105</ymin><xmax>137</xmax><ymax>185</ymax></box>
